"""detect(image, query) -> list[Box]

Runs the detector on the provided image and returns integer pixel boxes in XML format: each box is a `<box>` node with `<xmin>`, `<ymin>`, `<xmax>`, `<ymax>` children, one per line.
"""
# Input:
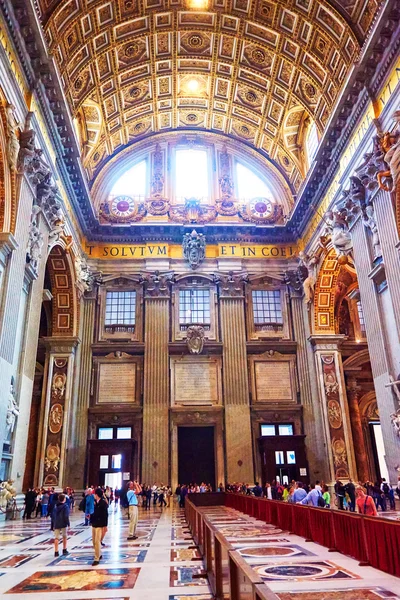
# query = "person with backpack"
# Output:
<box><xmin>356</xmin><ymin>485</ymin><xmax>378</xmax><ymax>516</ymax></box>
<box><xmin>51</xmin><ymin>493</ymin><xmax>70</xmax><ymax>558</ymax></box>
<box><xmin>298</xmin><ymin>483</ymin><xmax>324</xmax><ymax>507</ymax></box>
<box><xmin>85</xmin><ymin>489</ymin><xmax>95</xmax><ymax>526</ymax></box>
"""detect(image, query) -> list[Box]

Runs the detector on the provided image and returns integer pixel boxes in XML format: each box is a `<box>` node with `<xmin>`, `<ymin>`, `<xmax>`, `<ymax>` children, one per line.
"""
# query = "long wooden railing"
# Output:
<box><xmin>185</xmin><ymin>492</ymin><xmax>400</xmax><ymax>600</ymax></box>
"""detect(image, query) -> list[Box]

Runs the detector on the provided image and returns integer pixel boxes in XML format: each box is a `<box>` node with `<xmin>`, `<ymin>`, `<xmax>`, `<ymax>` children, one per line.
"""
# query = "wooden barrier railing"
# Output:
<box><xmin>225</xmin><ymin>493</ymin><xmax>400</xmax><ymax>577</ymax></box>
<box><xmin>185</xmin><ymin>492</ymin><xmax>400</xmax><ymax>599</ymax></box>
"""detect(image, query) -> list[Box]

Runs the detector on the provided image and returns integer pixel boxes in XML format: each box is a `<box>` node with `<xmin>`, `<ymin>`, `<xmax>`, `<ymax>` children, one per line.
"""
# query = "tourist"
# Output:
<box><xmin>179</xmin><ymin>484</ymin><xmax>188</xmax><ymax>508</ymax></box>
<box><xmin>253</xmin><ymin>481</ymin><xmax>263</xmax><ymax>497</ymax></box>
<box><xmin>158</xmin><ymin>485</ymin><xmax>167</xmax><ymax>507</ymax></box>
<box><xmin>51</xmin><ymin>493</ymin><xmax>70</xmax><ymax>558</ymax></box>
<box><xmin>85</xmin><ymin>489</ymin><xmax>95</xmax><ymax>526</ymax></box>
<box><xmin>264</xmin><ymin>482</ymin><xmax>273</xmax><ymax>500</ymax></box>
<box><xmin>298</xmin><ymin>483</ymin><xmax>321</xmax><ymax>507</ymax></box>
<box><xmin>41</xmin><ymin>489</ymin><xmax>49</xmax><ymax>517</ymax></box>
<box><xmin>345</xmin><ymin>479</ymin><xmax>356</xmax><ymax>512</ymax></box>
<box><xmin>35</xmin><ymin>489</ymin><xmax>42</xmax><ymax>518</ymax></box>
<box><xmin>218</xmin><ymin>482</ymin><xmax>224</xmax><ymax>492</ymax></box>
<box><xmin>282</xmin><ymin>485</ymin><xmax>290</xmax><ymax>502</ymax></box>
<box><xmin>292</xmin><ymin>482</ymin><xmax>307</xmax><ymax>503</ymax></box>
<box><xmin>322</xmin><ymin>484</ymin><xmax>331</xmax><ymax>508</ymax></box>
<box><xmin>356</xmin><ymin>485</ymin><xmax>378</xmax><ymax>516</ymax></box>
<box><xmin>334</xmin><ymin>480</ymin><xmax>345</xmax><ymax>510</ymax></box>
<box><xmin>90</xmin><ymin>488</ymin><xmax>108</xmax><ymax>566</ymax></box>
<box><xmin>152</xmin><ymin>483</ymin><xmax>158</xmax><ymax>505</ymax></box>
<box><xmin>166</xmin><ymin>486</ymin><xmax>172</xmax><ymax>507</ymax></box>
<box><xmin>145</xmin><ymin>485</ymin><xmax>152</xmax><ymax>509</ymax></box>
<box><xmin>48</xmin><ymin>487</ymin><xmax>57</xmax><ymax>517</ymax></box>
<box><xmin>23</xmin><ymin>488</ymin><xmax>37</xmax><ymax>520</ymax></box>
<box><xmin>315</xmin><ymin>480</ymin><xmax>322</xmax><ymax>493</ymax></box>
<box><xmin>127</xmin><ymin>480</ymin><xmax>142</xmax><ymax>541</ymax></box>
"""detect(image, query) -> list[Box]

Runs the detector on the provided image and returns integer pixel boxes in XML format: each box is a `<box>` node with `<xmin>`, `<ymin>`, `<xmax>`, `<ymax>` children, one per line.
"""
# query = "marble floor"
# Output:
<box><xmin>0</xmin><ymin>502</ymin><xmax>398</xmax><ymax>600</ymax></box>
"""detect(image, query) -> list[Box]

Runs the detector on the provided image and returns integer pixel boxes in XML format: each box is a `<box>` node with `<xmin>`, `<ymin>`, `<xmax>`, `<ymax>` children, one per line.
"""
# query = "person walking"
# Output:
<box><xmin>127</xmin><ymin>481</ymin><xmax>142</xmax><ymax>541</ymax></box>
<box><xmin>85</xmin><ymin>489</ymin><xmax>95</xmax><ymax>526</ymax></box>
<box><xmin>322</xmin><ymin>484</ymin><xmax>331</xmax><ymax>508</ymax></box>
<box><xmin>298</xmin><ymin>483</ymin><xmax>322</xmax><ymax>506</ymax></box>
<box><xmin>23</xmin><ymin>488</ymin><xmax>37</xmax><ymax>520</ymax></box>
<box><xmin>345</xmin><ymin>479</ymin><xmax>356</xmax><ymax>512</ymax></box>
<box><xmin>51</xmin><ymin>493</ymin><xmax>70</xmax><ymax>558</ymax></box>
<box><xmin>334</xmin><ymin>480</ymin><xmax>345</xmax><ymax>510</ymax></box>
<box><xmin>90</xmin><ymin>488</ymin><xmax>108</xmax><ymax>566</ymax></box>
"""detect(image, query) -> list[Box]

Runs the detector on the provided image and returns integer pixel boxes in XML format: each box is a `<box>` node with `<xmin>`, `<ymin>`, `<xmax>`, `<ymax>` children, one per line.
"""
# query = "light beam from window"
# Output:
<box><xmin>110</xmin><ymin>160</ymin><xmax>147</xmax><ymax>197</ymax></box>
<box><xmin>236</xmin><ymin>163</ymin><xmax>273</xmax><ymax>200</ymax></box>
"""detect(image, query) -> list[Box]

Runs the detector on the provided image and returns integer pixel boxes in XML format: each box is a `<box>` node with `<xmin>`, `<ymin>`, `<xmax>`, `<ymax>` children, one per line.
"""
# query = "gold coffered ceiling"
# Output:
<box><xmin>37</xmin><ymin>0</ymin><xmax>381</xmax><ymax>192</ymax></box>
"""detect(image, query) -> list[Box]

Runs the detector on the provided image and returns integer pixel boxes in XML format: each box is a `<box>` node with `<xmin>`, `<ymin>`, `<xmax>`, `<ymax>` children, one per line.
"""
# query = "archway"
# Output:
<box><xmin>24</xmin><ymin>244</ymin><xmax>78</xmax><ymax>490</ymax></box>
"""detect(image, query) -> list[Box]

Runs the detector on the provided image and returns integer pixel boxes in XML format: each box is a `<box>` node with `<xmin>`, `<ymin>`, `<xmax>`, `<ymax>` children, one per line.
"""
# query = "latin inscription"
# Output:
<box><xmin>173</xmin><ymin>361</ymin><xmax>219</xmax><ymax>405</ymax></box>
<box><xmin>255</xmin><ymin>361</ymin><xmax>293</xmax><ymax>402</ymax></box>
<box><xmin>98</xmin><ymin>363</ymin><xmax>136</xmax><ymax>403</ymax></box>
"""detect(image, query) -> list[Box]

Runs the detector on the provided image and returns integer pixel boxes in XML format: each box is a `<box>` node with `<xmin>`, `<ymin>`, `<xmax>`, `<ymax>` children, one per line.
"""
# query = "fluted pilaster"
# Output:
<box><xmin>350</xmin><ymin>216</ymin><xmax>400</xmax><ymax>480</ymax></box>
<box><xmin>290</xmin><ymin>293</ymin><xmax>329</xmax><ymax>480</ymax></box>
<box><xmin>65</xmin><ymin>293</ymin><xmax>96</xmax><ymax>488</ymax></box>
<box><xmin>346</xmin><ymin>377</ymin><xmax>369</xmax><ymax>482</ymax></box>
<box><xmin>220</xmin><ymin>291</ymin><xmax>253</xmax><ymax>483</ymax></box>
<box><xmin>373</xmin><ymin>188</ymin><xmax>400</xmax><ymax>338</ymax></box>
<box><xmin>142</xmin><ymin>296</ymin><xmax>170</xmax><ymax>484</ymax></box>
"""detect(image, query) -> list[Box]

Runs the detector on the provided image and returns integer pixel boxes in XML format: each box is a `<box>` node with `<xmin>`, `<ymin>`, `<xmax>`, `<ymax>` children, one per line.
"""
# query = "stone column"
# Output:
<box><xmin>65</xmin><ymin>288</ymin><xmax>97</xmax><ymax>489</ymax></box>
<box><xmin>35</xmin><ymin>337</ymin><xmax>79</xmax><ymax>488</ymax></box>
<box><xmin>289</xmin><ymin>287</ymin><xmax>330</xmax><ymax>481</ymax></box>
<box><xmin>10</xmin><ymin>213</ymin><xmax>50</xmax><ymax>491</ymax></box>
<box><xmin>141</xmin><ymin>273</ymin><xmax>171</xmax><ymax>485</ymax></box>
<box><xmin>349</xmin><ymin>215</ymin><xmax>400</xmax><ymax>480</ymax></box>
<box><xmin>310</xmin><ymin>335</ymin><xmax>357</xmax><ymax>485</ymax></box>
<box><xmin>346</xmin><ymin>377</ymin><xmax>370</xmax><ymax>483</ymax></box>
<box><xmin>372</xmin><ymin>188</ymin><xmax>400</xmax><ymax>337</ymax></box>
<box><xmin>218</xmin><ymin>273</ymin><xmax>253</xmax><ymax>484</ymax></box>
<box><xmin>0</xmin><ymin>176</ymin><xmax>35</xmax><ymax>460</ymax></box>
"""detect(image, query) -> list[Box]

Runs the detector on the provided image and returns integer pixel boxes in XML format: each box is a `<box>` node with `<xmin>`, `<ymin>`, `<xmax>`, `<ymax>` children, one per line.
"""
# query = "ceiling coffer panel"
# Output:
<box><xmin>36</xmin><ymin>0</ymin><xmax>381</xmax><ymax>189</ymax></box>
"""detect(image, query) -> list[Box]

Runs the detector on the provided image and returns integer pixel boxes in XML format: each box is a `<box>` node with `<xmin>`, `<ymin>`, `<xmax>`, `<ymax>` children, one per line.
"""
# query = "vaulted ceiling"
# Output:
<box><xmin>35</xmin><ymin>0</ymin><xmax>382</xmax><ymax>195</ymax></box>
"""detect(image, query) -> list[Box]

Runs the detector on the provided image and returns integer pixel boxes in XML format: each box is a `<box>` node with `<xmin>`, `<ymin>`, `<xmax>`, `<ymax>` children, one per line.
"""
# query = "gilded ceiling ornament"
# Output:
<box><xmin>182</xmin><ymin>229</ymin><xmax>206</xmax><ymax>270</ymax></box>
<box><xmin>186</xmin><ymin>326</ymin><xmax>205</xmax><ymax>354</ymax></box>
<box><xmin>99</xmin><ymin>196</ymin><xmax>146</xmax><ymax>223</ymax></box>
<box><xmin>239</xmin><ymin>199</ymin><xmax>283</xmax><ymax>224</ymax></box>
<box><xmin>170</xmin><ymin>198</ymin><xmax>216</xmax><ymax>224</ymax></box>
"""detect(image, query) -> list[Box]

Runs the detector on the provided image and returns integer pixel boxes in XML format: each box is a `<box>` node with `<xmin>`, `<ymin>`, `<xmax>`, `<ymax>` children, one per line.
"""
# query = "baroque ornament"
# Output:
<box><xmin>186</xmin><ymin>326</ymin><xmax>205</xmax><ymax>354</ymax></box>
<box><xmin>5</xmin><ymin>103</ymin><xmax>20</xmax><ymax>171</ymax></box>
<box><xmin>182</xmin><ymin>230</ymin><xmax>206</xmax><ymax>270</ymax></box>
<box><xmin>170</xmin><ymin>198</ymin><xmax>216</xmax><ymax>224</ymax></box>
<box><xmin>5</xmin><ymin>378</ymin><xmax>19</xmax><ymax>438</ymax></box>
<box><xmin>298</xmin><ymin>251</ymin><xmax>319</xmax><ymax>304</ymax></box>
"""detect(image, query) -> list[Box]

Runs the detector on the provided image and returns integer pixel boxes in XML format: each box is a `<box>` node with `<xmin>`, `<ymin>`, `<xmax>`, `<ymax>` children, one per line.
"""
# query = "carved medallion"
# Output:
<box><xmin>45</xmin><ymin>443</ymin><xmax>61</xmax><ymax>472</ymax></box>
<box><xmin>49</xmin><ymin>403</ymin><xmax>64</xmax><ymax>434</ymax></box>
<box><xmin>52</xmin><ymin>372</ymin><xmax>66</xmax><ymax>399</ymax></box>
<box><xmin>182</xmin><ymin>230</ymin><xmax>206</xmax><ymax>269</ymax></box>
<box><xmin>331</xmin><ymin>437</ymin><xmax>347</xmax><ymax>467</ymax></box>
<box><xmin>186</xmin><ymin>326</ymin><xmax>205</xmax><ymax>354</ymax></box>
<box><xmin>327</xmin><ymin>399</ymin><xmax>342</xmax><ymax>429</ymax></box>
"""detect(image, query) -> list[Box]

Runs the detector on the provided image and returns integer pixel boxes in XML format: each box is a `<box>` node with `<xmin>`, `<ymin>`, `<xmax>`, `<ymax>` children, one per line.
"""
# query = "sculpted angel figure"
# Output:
<box><xmin>6</xmin><ymin>380</ymin><xmax>19</xmax><ymax>437</ymax></box>
<box><xmin>325</xmin><ymin>209</ymin><xmax>353</xmax><ymax>259</ymax></box>
<box><xmin>363</xmin><ymin>204</ymin><xmax>382</xmax><ymax>259</ymax></box>
<box><xmin>377</xmin><ymin>111</ymin><xmax>400</xmax><ymax>192</ymax></box>
<box><xmin>298</xmin><ymin>250</ymin><xmax>319</xmax><ymax>304</ymax></box>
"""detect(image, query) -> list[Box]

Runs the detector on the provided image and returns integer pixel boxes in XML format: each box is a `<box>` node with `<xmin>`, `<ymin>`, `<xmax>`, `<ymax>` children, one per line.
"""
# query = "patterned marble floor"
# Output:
<box><xmin>0</xmin><ymin>502</ymin><xmax>398</xmax><ymax>600</ymax></box>
<box><xmin>202</xmin><ymin>505</ymin><xmax>400</xmax><ymax>599</ymax></box>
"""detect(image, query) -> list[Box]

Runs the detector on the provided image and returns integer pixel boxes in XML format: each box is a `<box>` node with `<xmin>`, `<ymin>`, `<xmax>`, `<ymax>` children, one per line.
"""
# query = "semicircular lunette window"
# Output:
<box><xmin>236</xmin><ymin>162</ymin><xmax>274</xmax><ymax>201</ymax></box>
<box><xmin>102</xmin><ymin>160</ymin><xmax>147</xmax><ymax>221</ymax></box>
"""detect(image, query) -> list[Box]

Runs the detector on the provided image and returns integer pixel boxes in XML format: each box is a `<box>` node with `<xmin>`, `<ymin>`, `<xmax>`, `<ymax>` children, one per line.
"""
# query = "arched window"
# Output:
<box><xmin>175</xmin><ymin>148</ymin><xmax>209</xmax><ymax>200</ymax></box>
<box><xmin>236</xmin><ymin>162</ymin><xmax>273</xmax><ymax>200</ymax></box>
<box><xmin>110</xmin><ymin>160</ymin><xmax>147</xmax><ymax>198</ymax></box>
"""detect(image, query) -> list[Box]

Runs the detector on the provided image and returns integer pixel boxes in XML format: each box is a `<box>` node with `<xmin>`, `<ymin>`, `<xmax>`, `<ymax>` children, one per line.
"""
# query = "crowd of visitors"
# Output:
<box><xmin>22</xmin><ymin>474</ymin><xmax>399</xmax><ymax>567</ymax></box>
<box><xmin>225</xmin><ymin>476</ymin><xmax>400</xmax><ymax>514</ymax></box>
<box><xmin>22</xmin><ymin>486</ymin><xmax>75</xmax><ymax>519</ymax></box>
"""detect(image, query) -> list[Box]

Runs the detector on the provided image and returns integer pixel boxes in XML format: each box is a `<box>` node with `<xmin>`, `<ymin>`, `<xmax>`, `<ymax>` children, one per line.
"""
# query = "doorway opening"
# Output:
<box><xmin>178</xmin><ymin>426</ymin><xmax>216</xmax><ymax>488</ymax></box>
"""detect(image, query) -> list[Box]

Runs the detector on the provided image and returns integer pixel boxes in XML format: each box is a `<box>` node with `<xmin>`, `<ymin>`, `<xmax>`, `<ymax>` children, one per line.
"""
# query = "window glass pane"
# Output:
<box><xmin>179</xmin><ymin>289</ymin><xmax>210</xmax><ymax>325</ymax></box>
<box><xmin>98</xmin><ymin>427</ymin><xmax>113</xmax><ymax>440</ymax></box>
<box><xmin>357</xmin><ymin>301</ymin><xmax>366</xmax><ymax>333</ymax></box>
<box><xmin>252</xmin><ymin>290</ymin><xmax>283</xmax><ymax>324</ymax></box>
<box><xmin>110</xmin><ymin>160</ymin><xmax>147</xmax><ymax>197</ymax></box>
<box><xmin>105</xmin><ymin>291</ymin><xmax>136</xmax><ymax>326</ymax></box>
<box><xmin>99</xmin><ymin>455</ymin><xmax>109</xmax><ymax>469</ymax></box>
<box><xmin>278</xmin><ymin>424</ymin><xmax>293</xmax><ymax>436</ymax></box>
<box><xmin>175</xmin><ymin>149</ymin><xmax>209</xmax><ymax>199</ymax></box>
<box><xmin>306</xmin><ymin>122</ymin><xmax>319</xmax><ymax>163</ymax></box>
<box><xmin>117</xmin><ymin>427</ymin><xmax>132</xmax><ymax>439</ymax></box>
<box><xmin>261</xmin><ymin>424</ymin><xmax>276</xmax><ymax>436</ymax></box>
<box><xmin>112</xmin><ymin>454</ymin><xmax>122</xmax><ymax>469</ymax></box>
<box><xmin>287</xmin><ymin>451</ymin><xmax>296</xmax><ymax>464</ymax></box>
<box><xmin>275</xmin><ymin>451</ymin><xmax>284</xmax><ymax>465</ymax></box>
<box><xmin>236</xmin><ymin>162</ymin><xmax>273</xmax><ymax>200</ymax></box>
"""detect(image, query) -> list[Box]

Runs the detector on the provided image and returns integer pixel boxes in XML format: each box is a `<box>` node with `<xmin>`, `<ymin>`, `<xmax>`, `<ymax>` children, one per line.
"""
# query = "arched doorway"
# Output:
<box><xmin>24</xmin><ymin>244</ymin><xmax>78</xmax><ymax>489</ymax></box>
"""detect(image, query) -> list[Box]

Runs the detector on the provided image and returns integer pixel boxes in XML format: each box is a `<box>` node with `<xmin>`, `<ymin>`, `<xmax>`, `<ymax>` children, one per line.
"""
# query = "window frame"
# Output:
<box><xmin>171</xmin><ymin>143</ymin><xmax>215</xmax><ymax>205</ymax></box>
<box><xmin>260</xmin><ymin>423</ymin><xmax>294</xmax><ymax>437</ymax></box>
<box><xmin>98</xmin><ymin>280</ymin><xmax>143</xmax><ymax>343</ymax></box>
<box><xmin>246</xmin><ymin>284</ymin><xmax>289</xmax><ymax>340</ymax></box>
<box><xmin>96</xmin><ymin>426</ymin><xmax>133</xmax><ymax>440</ymax></box>
<box><xmin>172</xmin><ymin>278</ymin><xmax>218</xmax><ymax>341</ymax></box>
<box><xmin>104</xmin><ymin>290</ymin><xmax>137</xmax><ymax>331</ymax></box>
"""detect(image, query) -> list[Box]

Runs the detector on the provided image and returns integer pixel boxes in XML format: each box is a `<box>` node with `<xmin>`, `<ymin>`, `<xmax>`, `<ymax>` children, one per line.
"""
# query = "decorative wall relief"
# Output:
<box><xmin>43</xmin><ymin>358</ymin><xmax>68</xmax><ymax>487</ymax></box>
<box><xmin>320</xmin><ymin>354</ymin><xmax>350</xmax><ymax>479</ymax></box>
<box><xmin>186</xmin><ymin>326</ymin><xmax>205</xmax><ymax>354</ymax></box>
<box><xmin>182</xmin><ymin>230</ymin><xmax>206</xmax><ymax>269</ymax></box>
